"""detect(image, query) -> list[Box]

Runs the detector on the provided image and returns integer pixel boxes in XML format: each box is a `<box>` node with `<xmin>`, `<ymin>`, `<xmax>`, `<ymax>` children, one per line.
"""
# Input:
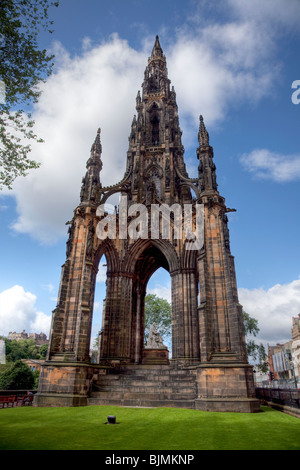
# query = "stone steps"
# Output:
<box><xmin>88</xmin><ymin>397</ymin><xmax>196</xmax><ymax>409</ymax></box>
<box><xmin>90</xmin><ymin>390</ymin><xmax>195</xmax><ymax>400</ymax></box>
<box><xmin>88</xmin><ymin>364</ymin><xmax>197</xmax><ymax>408</ymax></box>
<box><xmin>96</xmin><ymin>377</ymin><xmax>196</xmax><ymax>386</ymax></box>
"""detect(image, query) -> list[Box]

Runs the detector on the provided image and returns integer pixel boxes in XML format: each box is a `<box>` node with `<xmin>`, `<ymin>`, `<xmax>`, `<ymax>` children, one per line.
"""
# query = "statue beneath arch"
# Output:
<box><xmin>35</xmin><ymin>37</ymin><xmax>259</xmax><ymax>412</ymax></box>
<box><xmin>145</xmin><ymin>323</ymin><xmax>167</xmax><ymax>350</ymax></box>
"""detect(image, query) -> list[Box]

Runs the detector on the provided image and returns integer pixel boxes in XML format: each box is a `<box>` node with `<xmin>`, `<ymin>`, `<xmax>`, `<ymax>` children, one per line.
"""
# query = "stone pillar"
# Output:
<box><xmin>171</xmin><ymin>269</ymin><xmax>200</xmax><ymax>363</ymax></box>
<box><xmin>100</xmin><ymin>273</ymin><xmax>133</xmax><ymax>362</ymax></box>
<box><xmin>197</xmin><ymin>201</ymin><xmax>248</xmax><ymax>360</ymax></box>
<box><xmin>134</xmin><ymin>286</ymin><xmax>142</xmax><ymax>364</ymax></box>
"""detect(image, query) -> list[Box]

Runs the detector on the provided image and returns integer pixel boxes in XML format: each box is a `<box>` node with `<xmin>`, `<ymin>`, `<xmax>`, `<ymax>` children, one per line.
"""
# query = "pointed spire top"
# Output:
<box><xmin>91</xmin><ymin>127</ymin><xmax>102</xmax><ymax>155</ymax></box>
<box><xmin>151</xmin><ymin>35</ymin><xmax>163</xmax><ymax>58</ymax></box>
<box><xmin>198</xmin><ymin>115</ymin><xmax>209</xmax><ymax>146</ymax></box>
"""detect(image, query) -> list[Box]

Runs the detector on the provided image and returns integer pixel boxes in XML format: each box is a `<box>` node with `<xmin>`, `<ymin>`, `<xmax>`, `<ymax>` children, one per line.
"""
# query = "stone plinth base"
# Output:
<box><xmin>34</xmin><ymin>392</ymin><xmax>88</xmax><ymax>407</ymax></box>
<box><xmin>142</xmin><ymin>348</ymin><xmax>169</xmax><ymax>365</ymax></box>
<box><xmin>195</xmin><ymin>397</ymin><xmax>260</xmax><ymax>413</ymax></box>
<box><xmin>195</xmin><ymin>361</ymin><xmax>260</xmax><ymax>413</ymax></box>
<box><xmin>33</xmin><ymin>361</ymin><xmax>100</xmax><ymax>407</ymax></box>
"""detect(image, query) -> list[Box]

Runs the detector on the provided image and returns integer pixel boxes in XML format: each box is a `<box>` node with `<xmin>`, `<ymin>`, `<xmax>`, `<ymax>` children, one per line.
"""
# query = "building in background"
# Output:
<box><xmin>7</xmin><ymin>330</ymin><xmax>48</xmax><ymax>346</ymax></box>
<box><xmin>22</xmin><ymin>359</ymin><xmax>44</xmax><ymax>373</ymax></box>
<box><xmin>268</xmin><ymin>314</ymin><xmax>300</xmax><ymax>388</ymax></box>
<box><xmin>291</xmin><ymin>313</ymin><xmax>300</xmax><ymax>383</ymax></box>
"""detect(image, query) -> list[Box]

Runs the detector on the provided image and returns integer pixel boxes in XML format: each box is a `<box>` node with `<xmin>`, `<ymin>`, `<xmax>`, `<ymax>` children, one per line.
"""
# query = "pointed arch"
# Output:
<box><xmin>147</xmin><ymin>102</ymin><xmax>161</xmax><ymax>145</ymax></box>
<box><xmin>122</xmin><ymin>238</ymin><xmax>180</xmax><ymax>276</ymax></box>
<box><xmin>181</xmin><ymin>239</ymin><xmax>198</xmax><ymax>270</ymax></box>
<box><xmin>144</xmin><ymin>161</ymin><xmax>163</xmax><ymax>179</ymax></box>
<box><xmin>94</xmin><ymin>238</ymin><xmax>120</xmax><ymax>273</ymax></box>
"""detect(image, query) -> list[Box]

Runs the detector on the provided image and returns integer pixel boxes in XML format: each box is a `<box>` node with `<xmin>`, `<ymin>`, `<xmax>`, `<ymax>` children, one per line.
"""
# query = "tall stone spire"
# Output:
<box><xmin>80</xmin><ymin>128</ymin><xmax>103</xmax><ymax>205</ymax></box>
<box><xmin>197</xmin><ymin>115</ymin><xmax>218</xmax><ymax>194</ymax></box>
<box><xmin>124</xmin><ymin>36</ymin><xmax>191</xmax><ymax>205</ymax></box>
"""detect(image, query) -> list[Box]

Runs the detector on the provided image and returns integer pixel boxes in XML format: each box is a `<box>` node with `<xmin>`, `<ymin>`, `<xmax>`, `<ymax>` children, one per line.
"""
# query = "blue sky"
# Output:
<box><xmin>0</xmin><ymin>0</ymin><xmax>299</xmax><ymax>351</ymax></box>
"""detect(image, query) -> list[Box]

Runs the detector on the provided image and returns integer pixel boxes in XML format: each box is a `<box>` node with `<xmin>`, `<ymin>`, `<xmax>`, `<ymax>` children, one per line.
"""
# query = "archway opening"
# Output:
<box><xmin>145</xmin><ymin>266</ymin><xmax>172</xmax><ymax>353</ymax></box>
<box><xmin>90</xmin><ymin>254</ymin><xmax>107</xmax><ymax>362</ymax></box>
<box><xmin>131</xmin><ymin>242</ymin><xmax>173</xmax><ymax>363</ymax></box>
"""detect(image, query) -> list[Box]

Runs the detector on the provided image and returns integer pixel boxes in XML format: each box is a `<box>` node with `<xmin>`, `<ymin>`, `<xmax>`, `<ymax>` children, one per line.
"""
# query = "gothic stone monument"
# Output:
<box><xmin>35</xmin><ymin>37</ymin><xmax>259</xmax><ymax>412</ymax></box>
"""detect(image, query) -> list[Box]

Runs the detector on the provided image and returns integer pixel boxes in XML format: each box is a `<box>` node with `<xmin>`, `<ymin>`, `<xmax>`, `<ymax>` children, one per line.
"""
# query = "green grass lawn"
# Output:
<box><xmin>0</xmin><ymin>405</ymin><xmax>299</xmax><ymax>450</ymax></box>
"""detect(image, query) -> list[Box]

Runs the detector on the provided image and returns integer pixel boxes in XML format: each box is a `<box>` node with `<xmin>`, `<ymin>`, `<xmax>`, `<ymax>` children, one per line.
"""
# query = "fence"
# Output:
<box><xmin>0</xmin><ymin>390</ymin><xmax>36</xmax><ymax>399</ymax></box>
<box><xmin>256</xmin><ymin>387</ymin><xmax>300</xmax><ymax>409</ymax></box>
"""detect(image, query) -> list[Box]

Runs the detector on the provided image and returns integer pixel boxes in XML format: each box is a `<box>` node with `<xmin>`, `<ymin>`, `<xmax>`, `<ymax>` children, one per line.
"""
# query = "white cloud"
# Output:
<box><xmin>147</xmin><ymin>285</ymin><xmax>172</xmax><ymax>304</ymax></box>
<box><xmin>9</xmin><ymin>35</ymin><xmax>145</xmax><ymax>244</ymax></box>
<box><xmin>0</xmin><ymin>285</ymin><xmax>51</xmax><ymax>337</ymax></box>
<box><xmin>240</xmin><ymin>149</ymin><xmax>300</xmax><ymax>182</ymax></box>
<box><xmin>238</xmin><ymin>278</ymin><xmax>300</xmax><ymax>346</ymax></box>
<box><xmin>96</xmin><ymin>263</ymin><xmax>107</xmax><ymax>283</ymax></box>
<box><xmin>228</xmin><ymin>0</ymin><xmax>300</xmax><ymax>31</ymax></box>
<box><xmin>166</xmin><ymin>0</ymin><xmax>285</xmax><ymax>135</ymax></box>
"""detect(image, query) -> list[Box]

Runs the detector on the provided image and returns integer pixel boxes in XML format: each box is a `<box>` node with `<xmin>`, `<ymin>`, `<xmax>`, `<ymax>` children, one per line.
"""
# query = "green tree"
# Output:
<box><xmin>36</xmin><ymin>343</ymin><xmax>48</xmax><ymax>359</ymax></box>
<box><xmin>33</xmin><ymin>369</ymin><xmax>40</xmax><ymax>388</ymax></box>
<box><xmin>4</xmin><ymin>338</ymin><xmax>48</xmax><ymax>362</ymax></box>
<box><xmin>144</xmin><ymin>294</ymin><xmax>172</xmax><ymax>344</ymax></box>
<box><xmin>0</xmin><ymin>0</ymin><xmax>59</xmax><ymax>189</ymax></box>
<box><xmin>0</xmin><ymin>360</ymin><xmax>35</xmax><ymax>390</ymax></box>
<box><xmin>243</xmin><ymin>310</ymin><xmax>268</xmax><ymax>373</ymax></box>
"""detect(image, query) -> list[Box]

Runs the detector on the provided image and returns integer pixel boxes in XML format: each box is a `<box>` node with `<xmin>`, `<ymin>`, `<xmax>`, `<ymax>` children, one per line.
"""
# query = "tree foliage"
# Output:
<box><xmin>243</xmin><ymin>310</ymin><xmax>268</xmax><ymax>372</ymax></box>
<box><xmin>0</xmin><ymin>359</ymin><xmax>35</xmax><ymax>390</ymax></box>
<box><xmin>2</xmin><ymin>337</ymin><xmax>48</xmax><ymax>362</ymax></box>
<box><xmin>0</xmin><ymin>0</ymin><xmax>59</xmax><ymax>189</ymax></box>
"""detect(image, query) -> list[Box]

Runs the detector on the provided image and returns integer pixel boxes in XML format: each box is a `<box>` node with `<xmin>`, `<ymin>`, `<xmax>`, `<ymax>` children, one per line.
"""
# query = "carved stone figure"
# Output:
<box><xmin>145</xmin><ymin>323</ymin><xmax>167</xmax><ymax>350</ymax></box>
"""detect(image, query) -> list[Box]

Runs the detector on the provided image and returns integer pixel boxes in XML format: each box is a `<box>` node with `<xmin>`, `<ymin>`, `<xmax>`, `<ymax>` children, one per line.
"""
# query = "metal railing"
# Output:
<box><xmin>0</xmin><ymin>390</ymin><xmax>36</xmax><ymax>398</ymax></box>
<box><xmin>256</xmin><ymin>387</ymin><xmax>300</xmax><ymax>409</ymax></box>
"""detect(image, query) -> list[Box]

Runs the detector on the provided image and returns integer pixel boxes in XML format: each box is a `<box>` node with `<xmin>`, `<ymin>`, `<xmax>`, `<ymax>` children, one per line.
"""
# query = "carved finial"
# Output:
<box><xmin>151</xmin><ymin>35</ymin><xmax>163</xmax><ymax>58</ymax></box>
<box><xmin>136</xmin><ymin>90</ymin><xmax>141</xmax><ymax>107</ymax></box>
<box><xmin>91</xmin><ymin>127</ymin><xmax>102</xmax><ymax>155</ymax></box>
<box><xmin>198</xmin><ymin>114</ymin><xmax>209</xmax><ymax>146</ymax></box>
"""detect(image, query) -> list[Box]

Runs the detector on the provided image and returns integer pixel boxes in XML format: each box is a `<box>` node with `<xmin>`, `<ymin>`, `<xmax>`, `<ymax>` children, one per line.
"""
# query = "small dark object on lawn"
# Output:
<box><xmin>106</xmin><ymin>415</ymin><xmax>117</xmax><ymax>424</ymax></box>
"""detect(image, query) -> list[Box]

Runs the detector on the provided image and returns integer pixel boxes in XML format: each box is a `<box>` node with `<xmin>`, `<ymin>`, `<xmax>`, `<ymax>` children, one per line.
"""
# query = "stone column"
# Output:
<box><xmin>134</xmin><ymin>286</ymin><xmax>142</xmax><ymax>363</ymax></box>
<box><xmin>171</xmin><ymin>269</ymin><xmax>200</xmax><ymax>363</ymax></box>
<box><xmin>100</xmin><ymin>273</ymin><xmax>133</xmax><ymax>362</ymax></box>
